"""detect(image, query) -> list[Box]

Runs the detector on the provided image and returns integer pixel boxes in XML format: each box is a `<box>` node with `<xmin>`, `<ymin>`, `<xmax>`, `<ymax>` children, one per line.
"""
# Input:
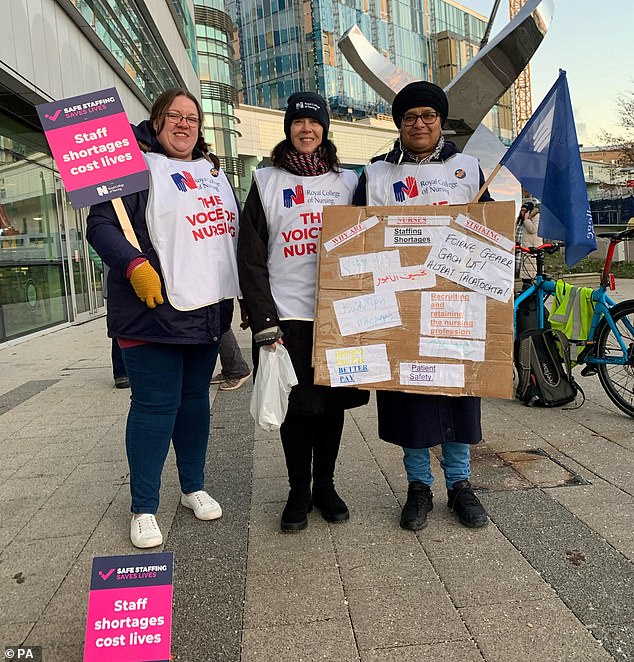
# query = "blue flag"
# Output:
<box><xmin>500</xmin><ymin>70</ymin><xmax>596</xmax><ymax>266</ymax></box>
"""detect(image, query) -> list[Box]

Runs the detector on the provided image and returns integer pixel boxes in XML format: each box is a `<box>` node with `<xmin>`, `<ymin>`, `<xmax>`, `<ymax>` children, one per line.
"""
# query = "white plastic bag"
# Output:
<box><xmin>249</xmin><ymin>344</ymin><xmax>298</xmax><ymax>431</ymax></box>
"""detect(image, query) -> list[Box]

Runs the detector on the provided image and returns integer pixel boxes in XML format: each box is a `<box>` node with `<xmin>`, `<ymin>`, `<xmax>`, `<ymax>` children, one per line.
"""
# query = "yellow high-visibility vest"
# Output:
<box><xmin>548</xmin><ymin>279</ymin><xmax>596</xmax><ymax>364</ymax></box>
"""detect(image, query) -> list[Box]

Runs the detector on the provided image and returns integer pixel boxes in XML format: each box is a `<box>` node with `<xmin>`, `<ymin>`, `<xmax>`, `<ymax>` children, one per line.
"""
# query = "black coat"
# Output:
<box><xmin>86</xmin><ymin>121</ymin><xmax>234</xmax><ymax>344</ymax></box>
<box><xmin>239</xmin><ymin>180</ymin><xmax>369</xmax><ymax>416</ymax></box>
<box><xmin>353</xmin><ymin>140</ymin><xmax>489</xmax><ymax>448</ymax></box>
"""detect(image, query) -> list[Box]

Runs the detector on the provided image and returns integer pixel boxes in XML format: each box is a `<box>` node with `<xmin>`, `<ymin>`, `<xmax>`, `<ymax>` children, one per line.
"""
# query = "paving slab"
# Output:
<box><xmin>359</xmin><ymin>640</ymin><xmax>485</xmax><ymax>662</ymax></box>
<box><xmin>432</xmin><ymin>549</ymin><xmax>555</xmax><ymax>607</ymax></box>
<box><xmin>347</xmin><ymin>580</ymin><xmax>469</xmax><ymax>650</ymax></box>
<box><xmin>461</xmin><ymin>599</ymin><xmax>613</xmax><ymax>661</ymax></box>
<box><xmin>336</xmin><ymin>540</ymin><xmax>437</xmax><ymax>591</ymax></box>
<box><xmin>241</xmin><ymin>617</ymin><xmax>359</xmax><ymax>662</ymax></box>
<box><xmin>2</xmin><ymin>303</ymin><xmax>634</xmax><ymax>661</ymax></box>
<box><xmin>246</xmin><ymin>528</ymin><xmax>337</xmax><ymax>575</ymax></box>
<box><xmin>243</xmin><ymin>566</ymin><xmax>347</xmax><ymax>629</ymax></box>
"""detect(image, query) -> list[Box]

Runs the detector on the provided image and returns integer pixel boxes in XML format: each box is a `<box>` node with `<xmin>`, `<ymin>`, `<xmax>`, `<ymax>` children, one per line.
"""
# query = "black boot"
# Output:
<box><xmin>447</xmin><ymin>480</ymin><xmax>488</xmax><ymax>528</ymax></box>
<box><xmin>312</xmin><ymin>411</ymin><xmax>349</xmax><ymax>523</ymax></box>
<box><xmin>280</xmin><ymin>414</ymin><xmax>313</xmax><ymax>533</ymax></box>
<box><xmin>312</xmin><ymin>483</ymin><xmax>349</xmax><ymax>522</ymax></box>
<box><xmin>281</xmin><ymin>485</ymin><xmax>312</xmax><ymax>532</ymax></box>
<box><xmin>400</xmin><ymin>481</ymin><xmax>433</xmax><ymax>530</ymax></box>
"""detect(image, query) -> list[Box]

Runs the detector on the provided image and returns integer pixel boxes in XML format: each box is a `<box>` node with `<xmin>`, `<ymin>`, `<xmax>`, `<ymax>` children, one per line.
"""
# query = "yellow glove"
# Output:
<box><xmin>129</xmin><ymin>260</ymin><xmax>164</xmax><ymax>308</ymax></box>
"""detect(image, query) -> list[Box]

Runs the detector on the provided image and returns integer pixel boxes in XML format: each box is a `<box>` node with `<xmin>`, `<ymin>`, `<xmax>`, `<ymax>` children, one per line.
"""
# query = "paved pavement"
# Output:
<box><xmin>1</xmin><ymin>280</ymin><xmax>633</xmax><ymax>662</ymax></box>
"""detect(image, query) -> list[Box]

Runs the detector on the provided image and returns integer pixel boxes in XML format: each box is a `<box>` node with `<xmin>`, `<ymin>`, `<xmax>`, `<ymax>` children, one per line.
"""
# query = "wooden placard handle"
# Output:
<box><xmin>111</xmin><ymin>198</ymin><xmax>141</xmax><ymax>251</ymax></box>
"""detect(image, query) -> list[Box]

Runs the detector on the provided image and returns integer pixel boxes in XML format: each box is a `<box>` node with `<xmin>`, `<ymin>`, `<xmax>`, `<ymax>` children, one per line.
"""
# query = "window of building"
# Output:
<box><xmin>0</xmin><ymin>115</ymin><xmax>70</xmax><ymax>341</ymax></box>
<box><xmin>69</xmin><ymin>0</ymin><xmax>182</xmax><ymax>104</ymax></box>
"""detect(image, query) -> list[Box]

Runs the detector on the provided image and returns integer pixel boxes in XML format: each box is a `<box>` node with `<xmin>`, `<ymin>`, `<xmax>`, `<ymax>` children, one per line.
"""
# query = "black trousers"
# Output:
<box><xmin>280</xmin><ymin>410</ymin><xmax>345</xmax><ymax>488</ymax></box>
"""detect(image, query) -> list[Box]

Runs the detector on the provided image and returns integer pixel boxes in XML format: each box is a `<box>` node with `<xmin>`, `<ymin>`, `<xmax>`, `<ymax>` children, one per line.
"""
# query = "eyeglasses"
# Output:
<box><xmin>402</xmin><ymin>112</ymin><xmax>440</xmax><ymax>127</ymax></box>
<box><xmin>163</xmin><ymin>111</ymin><xmax>200</xmax><ymax>127</ymax></box>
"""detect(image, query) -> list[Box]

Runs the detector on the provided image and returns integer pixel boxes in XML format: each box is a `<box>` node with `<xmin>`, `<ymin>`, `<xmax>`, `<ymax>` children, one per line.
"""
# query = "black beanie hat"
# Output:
<box><xmin>284</xmin><ymin>92</ymin><xmax>330</xmax><ymax>139</ymax></box>
<box><xmin>392</xmin><ymin>81</ymin><xmax>449</xmax><ymax>128</ymax></box>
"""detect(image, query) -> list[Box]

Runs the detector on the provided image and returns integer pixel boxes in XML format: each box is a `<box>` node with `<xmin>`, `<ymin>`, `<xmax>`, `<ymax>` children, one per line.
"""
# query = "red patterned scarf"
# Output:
<box><xmin>283</xmin><ymin>146</ymin><xmax>330</xmax><ymax>176</ymax></box>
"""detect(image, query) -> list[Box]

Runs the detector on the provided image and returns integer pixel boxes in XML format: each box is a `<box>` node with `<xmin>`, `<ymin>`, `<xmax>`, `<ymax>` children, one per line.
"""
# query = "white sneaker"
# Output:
<box><xmin>181</xmin><ymin>490</ymin><xmax>223</xmax><ymax>521</ymax></box>
<box><xmin>130</xmin><ymin>514</ymin><xmax>163</xmax><ymax>549</ymax></box>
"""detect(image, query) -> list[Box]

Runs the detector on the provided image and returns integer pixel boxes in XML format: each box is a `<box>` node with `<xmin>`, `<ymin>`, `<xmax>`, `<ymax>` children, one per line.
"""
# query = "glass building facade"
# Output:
<box><xmin>0</xmin><ymin>113</ymin><xmax>103</xmax><ymax>341</ymax></box>
<box><xmin>194</xmin><ymin>0</ymin><xmax>242</xmax><ymax>188</ymax></box>
<box><xmin>229</xmin><ymin>0</ymin><xmax>488</xmax><ymax>120</ymax></box>
<box><xmin>68</xmin><ymin>0</ymin><xmax>194</xmax><ymax>104</ymax></box>
<box><xmin>0</xmin><ymin>0</ymin><xmax>197</xmax><ymax>343</ymax></box>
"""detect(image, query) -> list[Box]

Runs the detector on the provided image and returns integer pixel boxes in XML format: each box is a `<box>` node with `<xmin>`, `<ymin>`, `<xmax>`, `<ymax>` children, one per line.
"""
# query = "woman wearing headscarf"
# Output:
<box><xmin>238</xmin><ymin>92</ymin><xmax>369</xmax><ymax>532</ymax></box>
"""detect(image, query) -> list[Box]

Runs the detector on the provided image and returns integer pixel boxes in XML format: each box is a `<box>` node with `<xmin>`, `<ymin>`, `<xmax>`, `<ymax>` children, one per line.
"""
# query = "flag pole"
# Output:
<box><xmin>470</xmin><ymin>163</ymin><xmax>502</xmax><ymax>203</ymax></box>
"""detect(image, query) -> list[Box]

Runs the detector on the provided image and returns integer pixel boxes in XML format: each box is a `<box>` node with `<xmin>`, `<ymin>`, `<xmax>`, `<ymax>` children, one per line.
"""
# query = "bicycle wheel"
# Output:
<box><xmin>595</xmin><ymin>300</ymin><xmax>634</xmax><ymax>417</ymax></box>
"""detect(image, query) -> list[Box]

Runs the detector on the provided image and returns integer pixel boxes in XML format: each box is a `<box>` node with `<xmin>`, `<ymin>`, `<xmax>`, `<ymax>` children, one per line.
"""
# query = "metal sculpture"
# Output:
<box><xmin>338</xmin><ymin>0</ymin><xmax>554</xmax><ymax>148</ymax></box>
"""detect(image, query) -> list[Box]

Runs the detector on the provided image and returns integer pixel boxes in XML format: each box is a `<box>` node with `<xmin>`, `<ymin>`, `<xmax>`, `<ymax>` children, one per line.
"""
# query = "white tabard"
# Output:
<box><xmin>145</xmin><ymin>152</ymin><xmax>240</xmax><ymax>311</ymax></box>
<box><xmin>254</xmin><ymin>167</ymin><xmax>358</xmax><ymax>320</ymax></box>
<box><xmin>365</xmin><ymin>153</ymin><xmax>481</xmax><ymax>206</ymax></box>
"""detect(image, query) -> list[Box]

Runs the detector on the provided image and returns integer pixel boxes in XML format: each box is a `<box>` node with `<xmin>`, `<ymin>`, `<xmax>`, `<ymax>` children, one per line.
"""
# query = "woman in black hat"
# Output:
<box><xmin>238</xmin><ymin>92</ymin><xmax>369</xmax><ymax>532</ymax></box>
<box><xmin>353</xmin><ymin>81</ymin><xmax>492</xmax><ymax>532</ymax></box>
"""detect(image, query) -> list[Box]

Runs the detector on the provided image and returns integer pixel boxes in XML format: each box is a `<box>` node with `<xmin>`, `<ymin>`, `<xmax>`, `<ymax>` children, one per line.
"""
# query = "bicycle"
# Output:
<box><xmin>513</xmin><ymin>227</ymin><xmax>634</xmax><ymax>418</ymax></box>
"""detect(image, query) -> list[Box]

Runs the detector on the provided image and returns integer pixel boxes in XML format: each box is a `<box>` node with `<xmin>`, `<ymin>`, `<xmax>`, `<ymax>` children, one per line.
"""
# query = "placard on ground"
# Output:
<box><xmin>84</xmin><ymin>552</ymin><xmax>173</xmax><ymax>661</ymax></box>
<box><xmin>313</xmin><ymin>202</ymin><xmax>515</xmax><ymax>399</ymax></box>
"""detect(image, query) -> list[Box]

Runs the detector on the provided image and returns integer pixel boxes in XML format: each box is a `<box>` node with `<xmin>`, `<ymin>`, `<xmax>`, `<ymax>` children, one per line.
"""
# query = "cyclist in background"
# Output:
<box><xmin>515</xmin><ymin>201</ymin><xmax>542</xmax><ymax>282</ymax></box>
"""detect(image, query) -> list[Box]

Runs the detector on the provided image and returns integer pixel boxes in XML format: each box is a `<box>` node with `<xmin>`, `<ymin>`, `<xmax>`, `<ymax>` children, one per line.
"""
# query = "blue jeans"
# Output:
<box><xmin>403</xmin><ymin>442</ymin><xmax>471</xmax><ymax>491</ymax></box>
<box><xmin>121</xmin><ymin>342</ymin><xmax>219</xmax><ymax>514</ymax></box>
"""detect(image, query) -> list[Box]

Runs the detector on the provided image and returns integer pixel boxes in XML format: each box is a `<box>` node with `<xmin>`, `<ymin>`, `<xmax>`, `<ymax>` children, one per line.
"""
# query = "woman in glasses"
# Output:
<box><xmin>87</xmin><ymin>88</ymin><xmax>241</xmax><ymax>548</ymax></box>
<box><xmin>353</xmin><ymin>81</ymin><xmax>492</xmax><ymax>533</ymax></box>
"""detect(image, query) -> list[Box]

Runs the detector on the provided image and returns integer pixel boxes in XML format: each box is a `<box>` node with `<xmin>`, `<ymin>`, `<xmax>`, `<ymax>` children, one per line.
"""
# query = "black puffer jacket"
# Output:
<box><xmin>86</xmin><ymin>121</ymin><xmax>234</xmax><ymax>344</ymax></box>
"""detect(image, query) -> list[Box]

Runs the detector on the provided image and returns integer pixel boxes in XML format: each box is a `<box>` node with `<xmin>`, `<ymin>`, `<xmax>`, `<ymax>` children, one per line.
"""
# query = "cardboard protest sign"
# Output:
<box><xmin>313</xmin><ymin>202</ymin><xmax>515</xmax><ymax>399</ymax></box>
<box><xmin>84</xmin><ymin>552</ymin><xmax>173</xmax><ymax>662</ymax></box>
<box><xmin>36</xmin><ymin>88</ymin><xmax>148</xmax><ymax>209</ymax></box>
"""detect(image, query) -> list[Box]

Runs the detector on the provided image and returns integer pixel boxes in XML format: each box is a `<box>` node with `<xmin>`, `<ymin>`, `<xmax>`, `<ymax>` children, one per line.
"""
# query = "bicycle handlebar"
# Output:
<box><xmin>515</xmin><ymin>242</ymin><xmax>563</xmax><ymax>255</ymax></box>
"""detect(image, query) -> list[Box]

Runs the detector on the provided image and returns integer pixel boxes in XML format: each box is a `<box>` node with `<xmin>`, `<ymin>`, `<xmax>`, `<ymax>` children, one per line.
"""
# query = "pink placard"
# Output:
<box><xmin>84</xmin><ymin>585</ymin><xmax>172</xmax><ymax>661</ymax></box>
<box><xmin>44</xmin><ymin>112</ymin><xmax>146</xmax><ymax>191</ymax></box>
<box><xmin>84</xmin><ymin>553</ymin><xmax>173</xmax><ymax>662</ymax></box>
<box><xmin>37</xmin><ymin>88</ymin><xmax>149</xmax><ymax>208</ymax></box>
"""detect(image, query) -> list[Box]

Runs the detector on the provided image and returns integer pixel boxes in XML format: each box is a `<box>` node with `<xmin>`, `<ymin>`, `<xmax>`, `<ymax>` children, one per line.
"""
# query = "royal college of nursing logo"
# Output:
<box><xmin>170</xmin><ymin>170</ymin><xmax>198</xmax><ymax>192</ymax></box>
<box><xmin>393</xmin><ymin>176</ymin><xmax>419</xmax><ymax>202</ymax></box>
<box><xmin>282</xmin><ymin>184</ymin><xmax>305</xmax><ymax>208</ymax></box>
<box><xmin>171</xmin><ymin>170</ymin><xmax>215</xmax><ymax>191</ymax></box>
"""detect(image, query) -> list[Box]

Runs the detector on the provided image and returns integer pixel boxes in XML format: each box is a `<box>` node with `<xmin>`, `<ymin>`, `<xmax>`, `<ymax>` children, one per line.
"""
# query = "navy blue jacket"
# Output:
<box><xmin>353</xmin><ymin>139</ymin><xmax>489</xmax><ymax>448</ymax></box>
<box><xmin>86</xmin><ymin>121</ymin><xmax>234</xmax><ymax>344</ymax></box>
